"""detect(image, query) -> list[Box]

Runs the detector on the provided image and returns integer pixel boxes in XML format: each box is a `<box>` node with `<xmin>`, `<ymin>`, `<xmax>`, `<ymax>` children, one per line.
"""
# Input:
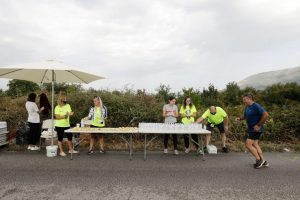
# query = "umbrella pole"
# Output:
<box><xmin>51</xmin><ymin>70</ymin><xmax>54</xmax><ymax>146</ymax></box>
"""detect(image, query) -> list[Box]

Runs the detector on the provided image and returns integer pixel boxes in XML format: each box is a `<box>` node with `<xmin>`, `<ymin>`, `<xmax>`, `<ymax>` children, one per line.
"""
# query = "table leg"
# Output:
<box><xmin>144</xmin><ymin>134</ymin><xmax>147</xmax><ymax>161</ymax></box>
<box><xmin>71</xmin><ymin>142</ymin><xmax>73</xmax><ymax>160</ymax></box>
<box><xmin>201</xmin><ymin>135</ymin><xmax>205</xmax><ymax>161</ymax></box>
<box><xmin>130</xmin><ymin>134</ymin><xmax>133</xmax><ymax>161</ymax></box>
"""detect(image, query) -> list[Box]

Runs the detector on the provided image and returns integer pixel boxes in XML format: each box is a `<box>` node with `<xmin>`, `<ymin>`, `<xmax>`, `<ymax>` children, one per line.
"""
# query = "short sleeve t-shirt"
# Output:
<box><xmin>244</xmin><ymin>102</ymin><xmax>266</xmax><ymax>132</ymax></box>
<box><xmin>55</xmin><ymin>104</ymin><xmax>72</xmax><ymax>127</ymax></box>
<box><xmin>163</xmin><ymin>104</ymin><xmax>178</xmax><ymax>124</ymax></box>
<box><xmin>201</xmin><ymin>107</ymin><xmax>227</xmax><ymax>125</ymax></box>
<box><xmin>25</xmin><ymin>101</ymin><xmax>40</xmax><ymax>123</ymax></box>
<box><xmin>180</xmin><ymin>105</ymin><xmax>197</xmax><ymax>124</ymax></box>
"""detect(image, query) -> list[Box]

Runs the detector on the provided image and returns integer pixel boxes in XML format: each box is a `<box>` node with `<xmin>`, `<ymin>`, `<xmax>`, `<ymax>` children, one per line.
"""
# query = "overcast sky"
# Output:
<box><xmin>1</xmin><ymin>0</ymin><xmax>300</xmax><ymax>92</ymax></box>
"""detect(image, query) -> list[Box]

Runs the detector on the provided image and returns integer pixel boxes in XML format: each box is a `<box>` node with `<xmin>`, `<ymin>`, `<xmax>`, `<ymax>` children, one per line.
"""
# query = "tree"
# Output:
<box><xmin>222</xmin><ymin>82</ymin><xmax>241</xmax><ymax>106</ymax></box>
<box><xmin>41</xmin><ymin>83</ymin><xmax>83</xmax><ymax>94</ymax></box>
<box><xmin>200</xmin><ymin>84</ymin><xmax>220</xmax><ymax>107</ymax></box>
<box><xmin>6</xmin><ymin>80</ymin><xmax>39</xmax><ymax>97</ymax></box>
<box><xmin>262</xmin><ymin>83</ymin><xmax>300</xmax><ymax>106</ymax></box>
<box><xmin>177</xmin><ymin>87</ymin><xmax>202</xmax><ymax>108</ymax></box>
<box><xmin>155</xmin><ymin>84</ymin><xmax>175</xmax><ymax>102</ymax></box>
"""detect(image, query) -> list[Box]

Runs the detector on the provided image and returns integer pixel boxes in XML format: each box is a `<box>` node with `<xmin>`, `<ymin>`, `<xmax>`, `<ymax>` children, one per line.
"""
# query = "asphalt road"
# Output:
<box><xmin>0</xmin><ymin>150</ymin><xmax>299</xmax><ymax>200</ymax></box>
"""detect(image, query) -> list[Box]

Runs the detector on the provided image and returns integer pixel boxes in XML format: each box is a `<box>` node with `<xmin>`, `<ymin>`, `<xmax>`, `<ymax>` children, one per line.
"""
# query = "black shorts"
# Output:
<box><xmin>247</xmin><ymin>132</ymin><xmax>263</xmax><ymax>140</ymax></box>
<box><xmin>206</xmin><ymin>122</ymin><xmax>225</xmax><ymax>133</ymax></box>
<box><xmin>55</xmin><ymin>126</ymin><xmax>72</xmax><ymax>142</ymax></box>
<box><xmin>90</xmin><ymin>125</ymin><xmax>104</xmax><ymax>138</ymax></box>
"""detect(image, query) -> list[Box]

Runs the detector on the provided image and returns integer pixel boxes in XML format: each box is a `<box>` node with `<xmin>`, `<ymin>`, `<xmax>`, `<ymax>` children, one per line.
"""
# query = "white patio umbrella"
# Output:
<box><xmin>0</xmin><ymin>60</ymin><xmax>105</xmax><ymax>145</ymax></box>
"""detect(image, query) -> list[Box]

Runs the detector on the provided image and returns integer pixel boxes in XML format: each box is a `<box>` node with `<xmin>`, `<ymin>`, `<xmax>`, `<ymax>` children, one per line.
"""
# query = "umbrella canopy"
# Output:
<box><xmin>0</xmin><ymin>60</ymin><xmax>104</xmax><ymax>83</ymax></box>
<box><xmin>0</xmin><ymin>60</ymin><xmax>105</xmax><ymax>145</ymax></box>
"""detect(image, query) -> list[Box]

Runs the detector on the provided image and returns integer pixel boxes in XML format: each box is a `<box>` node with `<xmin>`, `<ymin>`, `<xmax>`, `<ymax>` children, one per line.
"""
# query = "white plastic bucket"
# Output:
<box><xmin>46</xmin><ymin>145</ymin><xmax>58</xmax><ymax>157</ymax></box>
<box><xmin>207</xmin><ymin>145</ymin><xmax>217</xmax><ymax>154</ymax></box>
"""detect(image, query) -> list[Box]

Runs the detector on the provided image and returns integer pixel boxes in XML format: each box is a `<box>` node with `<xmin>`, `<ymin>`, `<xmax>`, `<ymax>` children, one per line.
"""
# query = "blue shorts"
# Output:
<box><xmin>247</xmin><ymin>132</ymin><xmax>262</xmax><ymax>140</ymax></box>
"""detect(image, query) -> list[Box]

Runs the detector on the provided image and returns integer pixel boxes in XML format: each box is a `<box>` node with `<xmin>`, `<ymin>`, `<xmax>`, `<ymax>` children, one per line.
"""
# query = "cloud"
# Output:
<box><xmin>1</xmin><ymin>0</ymin><xmax>300</xmax><ymax>92</ymax></box>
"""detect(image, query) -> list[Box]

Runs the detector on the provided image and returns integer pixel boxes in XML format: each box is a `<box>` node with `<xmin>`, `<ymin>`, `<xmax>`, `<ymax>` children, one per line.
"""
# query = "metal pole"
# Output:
<box><xmin>51</xmin><ymin>70</ymin><xmax>54</xmax><ymax>146</ymax></box>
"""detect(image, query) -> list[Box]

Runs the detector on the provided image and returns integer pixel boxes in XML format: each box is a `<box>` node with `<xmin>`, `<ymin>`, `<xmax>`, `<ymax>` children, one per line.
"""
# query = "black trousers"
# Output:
<box><xmin>183</xmin><ymin>134</ymin><xmax>199</xmax><ymax>148</ymax></box>
<box><xmin>28</xmin><ymin>122</ymin><xmax>41</xmax><ymax>145</ymax></box>
<box><xmin>163</xmin><ymin>134</ymin><xmax>178</xmax><ymax>150</ymax></box>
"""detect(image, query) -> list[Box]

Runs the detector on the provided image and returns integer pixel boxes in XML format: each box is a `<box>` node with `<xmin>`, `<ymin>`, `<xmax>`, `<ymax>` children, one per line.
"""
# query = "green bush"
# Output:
<box><xmin>0</xmin><ymin>82</ymin><xmax>299</xmax><ymax>145</ymax></box>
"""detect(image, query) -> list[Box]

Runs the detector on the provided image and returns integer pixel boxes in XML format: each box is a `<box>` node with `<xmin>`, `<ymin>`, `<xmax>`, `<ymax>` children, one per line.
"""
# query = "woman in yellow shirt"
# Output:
<box><xmin>55</xmin><ymin>92</ymin><xmax>78</xmax><ymax>156</ymax></box>
<box><xmin>179</xmin><ymin>97</ymin><xmax>199</xmax><ymax>153</ymax></box>
<box><xmin>84</xmin><ymin>96</ymin><xmax>107</xmax><ymax>155</ymax></box>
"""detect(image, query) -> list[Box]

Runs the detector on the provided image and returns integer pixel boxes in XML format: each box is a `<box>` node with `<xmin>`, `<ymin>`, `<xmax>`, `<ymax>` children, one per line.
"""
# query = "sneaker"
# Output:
<box><xmin>59</xmin><ymin>152</ymin><xmax>66</xmax><ymax>157</ymax></box>
<box><xmin>254</xmin><ymin>159</ymin><xmax>264</xmax><ymax>169</ymax></box>
<box><xmin>222</xmin><ymin>147</ymin><xmax>229</xmax><ymax>153</ymax></box>
<box><xmin>31</xmin><ymin>146</ymin><xmax>40</xmax><ymax>151</ymax></box>
<box><xmin>163</xmin><ymin>149</ymin><xmax>168</xmax><ymax>154</ymax></box>
<box><xmin>68</xmin><ymin>150</ymin><xmax>78</xmax><ymax>154</ymax></box>
<box><xmin>203</xmin><ymin>146</ymin><xmax>208</xmax><ymax>153</ymax></box>
<box><xmin>174</xmin><ymin>150</ymin><xmax>179</xmax><ymax>155</ymax></box>
<box><xmin>185</xmin><ymin>148</ymin><xmax>190</xmax><ymax>154</ymax></box>
<box><xmin>263</xmin><ymin>160</ymin><xmax>269</xmax><ymax>167</ymax></box>
<box><xmin>197</xmin><ymin>148</ymin><xmax>203</xmax><ymax>154</ymax></box>
<box><xmin>99</xmin><ymin>149</ymin><xmax>106</xmax><ymax>154</ymax></box>
<box><xmin>87</xmin><ymin>149</ymin><xmax>94</xmax><ymax>155</ymax></box>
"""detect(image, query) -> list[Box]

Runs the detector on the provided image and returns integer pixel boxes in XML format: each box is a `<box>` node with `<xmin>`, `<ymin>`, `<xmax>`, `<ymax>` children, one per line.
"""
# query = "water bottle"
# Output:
<box><xmin>80</xmin><ymin>120</ymin><xmax>84</xmax><ymax>128</ymax></box>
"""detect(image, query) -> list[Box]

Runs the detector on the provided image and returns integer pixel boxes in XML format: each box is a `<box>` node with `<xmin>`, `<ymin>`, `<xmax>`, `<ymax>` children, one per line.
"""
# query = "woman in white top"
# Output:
<box><xmin>162</xmin><ymin>96</ymin><xmax>179</xmax><ymax>155</ymax></box>
<box><xmin>25</xmin><ymin>93</ymin><xmax>44</xmax><ymax>150</ymax></box>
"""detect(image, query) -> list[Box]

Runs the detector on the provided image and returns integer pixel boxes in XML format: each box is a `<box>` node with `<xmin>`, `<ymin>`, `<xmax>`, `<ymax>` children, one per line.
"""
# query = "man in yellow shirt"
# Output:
<box><xmin>196</xmin><ymin>106</ymin><xmax>229</xmax><ymax>153</ymax></box>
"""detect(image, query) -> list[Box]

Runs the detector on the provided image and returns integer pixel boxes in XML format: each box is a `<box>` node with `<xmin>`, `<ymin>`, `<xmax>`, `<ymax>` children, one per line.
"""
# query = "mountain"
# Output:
<box><xmin>238</xmin><ymin>66</ymin><xmax>300</xmax><ymax>90</ymax></box>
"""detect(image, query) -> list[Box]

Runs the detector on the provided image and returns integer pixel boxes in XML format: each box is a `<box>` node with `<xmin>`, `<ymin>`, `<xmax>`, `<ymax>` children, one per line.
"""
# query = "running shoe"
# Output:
<box><xmin>59</xmin><ymin>152</ymin><xmax>66</xmax><ymax>157</ymax></box>
<box><xmin>222</xmin><ymin>147</ymin><xmax>229</xmax><ymax>153</ymax></box>
<box><xmin>174</xmin><ymin>150</ymin><xmax>179</xmax><ymax>155</ymax></box>
<box><xmin>263</xmin><ymin>160</ymin><xmax>269</xmax><ymax>167</ymax></box>
<box><xmin>87</xmin><ymin>149</ymin><xmax>94</xmax><ymax>155</ymax></box>
<box><xmin>68</xmin><ymin>150</ymin><xmax>78</xmax><ymax>154</ymax></box>
<box><xmin>185</xmin><ymin>148</ymin><xmax>190</xmax><ymax>154</ymax></box>
<box><xmin>254</xmin><ymin>159</ymin><xmax>264</xmax><ymax>169</ymax></box>
<box><xmin>99</xmin><ymin>149</ymin><xmax>106</xmax><ymax>154</ymax></box>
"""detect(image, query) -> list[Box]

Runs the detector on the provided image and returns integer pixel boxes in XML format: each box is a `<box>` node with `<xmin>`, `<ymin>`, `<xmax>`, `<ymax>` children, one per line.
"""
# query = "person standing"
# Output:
<box><xmin>196</xmin><ymin>106</ymin><xmax>229</xmax><ymax>153</ymax></box>
<box><xmin>236</xmin><ymin>94</ymin><xmax>269</xmax><ymax>169</ymax></box>
<box><xmin>25</xmin><ymin>93</ymin><xmax>44</xmax><ymax>150</ymax></box>
<box><xmin>85</xmin><ymin>96</ymin><xmax>108</xmax><ymax>154</ymax></box>
<box><xmin>163</xmin><ymin>96</ymin><xmax>179</xmax><ymax>155</ymax></box>
<box><xmin>179</xmin><ymin>97</ymin><xmax>199</xmax><ymax>153</ymax></box>
<box><xmin>39</xmin><ymin>92</ymin><xmax>51</xmax><ymax>121</ymax></box>
<box><xmin>55</xmin><ymin>92</ymin><xmax>78</xmax><ymax>156</ymax></box>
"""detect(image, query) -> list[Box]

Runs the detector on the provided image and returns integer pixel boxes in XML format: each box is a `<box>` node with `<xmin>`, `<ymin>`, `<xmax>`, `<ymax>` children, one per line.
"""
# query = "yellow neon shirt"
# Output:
<box><xmin>179</xmin><ymin>105</ymin><xmax>197</xmax><ymax>124</ymax></box>
<box><xmin>91</xmin><ymin>107</ymin><xmax>105</xmax><ymax>127</ymax></box>
<box><xmin>55</xmin><ymin>104</ymin><xmax>72</xmax><ymax>127</ymax></box>
<box><xmin>201</xmin><ymin>107</ymin><xmax>227</xmax><ymax>125</ymax></box>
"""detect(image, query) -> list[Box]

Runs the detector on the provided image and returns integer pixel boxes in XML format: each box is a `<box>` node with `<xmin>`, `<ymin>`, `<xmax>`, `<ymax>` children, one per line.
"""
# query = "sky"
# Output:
<box><xmin>0</xmin><ymin>0</ymin><xmax>300</xmax><ymax>93</ymax></box>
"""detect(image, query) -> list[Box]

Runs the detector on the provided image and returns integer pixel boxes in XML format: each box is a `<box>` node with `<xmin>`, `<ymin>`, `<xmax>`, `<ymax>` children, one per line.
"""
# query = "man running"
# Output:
<box><xmin>236</xmin><ymin>94</ymin><xmax>269</xmax><ymax>169</ymax></box>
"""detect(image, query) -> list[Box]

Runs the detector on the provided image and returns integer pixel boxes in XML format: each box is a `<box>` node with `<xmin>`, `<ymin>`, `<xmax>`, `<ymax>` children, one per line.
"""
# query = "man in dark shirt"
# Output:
<box><xmin>236</xmin><ymin>94</ymin><xmax>269</xmax><ymax>169</ymax></box>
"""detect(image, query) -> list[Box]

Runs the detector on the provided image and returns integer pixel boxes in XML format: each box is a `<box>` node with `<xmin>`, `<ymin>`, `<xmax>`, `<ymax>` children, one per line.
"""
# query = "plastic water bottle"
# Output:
<box><xmin>80</xmin><ymin>120</ymin><xmax>84</xmax><ymax>128</ymax></box>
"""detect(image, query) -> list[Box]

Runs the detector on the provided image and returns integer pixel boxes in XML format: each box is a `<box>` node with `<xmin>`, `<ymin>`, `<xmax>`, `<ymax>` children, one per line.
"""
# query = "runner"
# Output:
<box><xmin>236</xmin><ymin>94</ymin><xmax>269</xmax><ymax>169</ymax></box>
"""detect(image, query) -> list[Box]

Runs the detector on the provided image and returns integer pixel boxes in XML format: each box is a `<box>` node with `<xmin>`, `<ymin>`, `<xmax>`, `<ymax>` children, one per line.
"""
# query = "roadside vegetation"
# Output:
<box><xmin>1</xmin><ymin>80</ymin><xmax>299</xmax><ymax>151</ymax></box>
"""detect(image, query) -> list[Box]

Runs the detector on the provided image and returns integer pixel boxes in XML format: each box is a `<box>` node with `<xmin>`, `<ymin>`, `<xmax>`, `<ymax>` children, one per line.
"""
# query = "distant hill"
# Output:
<box><xmin>238</xmin><ymin>66</ymin><xmax>300</xmax><ymax>90</ymax></box>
